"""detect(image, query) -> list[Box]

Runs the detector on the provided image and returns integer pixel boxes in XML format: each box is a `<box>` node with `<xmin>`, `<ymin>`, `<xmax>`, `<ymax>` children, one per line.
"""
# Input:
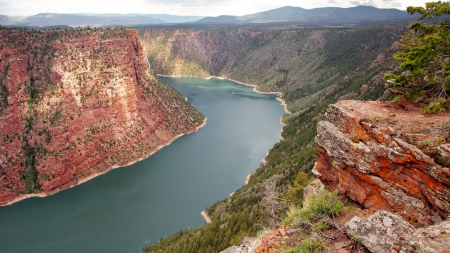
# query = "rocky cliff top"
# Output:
<box><xmin>314</xmin><ymin>99</ymin><xmax>450</xmax><ymax>225</ymax></box>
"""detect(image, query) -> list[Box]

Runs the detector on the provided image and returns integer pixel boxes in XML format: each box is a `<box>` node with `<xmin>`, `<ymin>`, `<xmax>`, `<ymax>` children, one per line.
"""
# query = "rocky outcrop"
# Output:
<box><xmin>314</xmin><ymin>100</ymin><xmax>450</xmax><ymax>224</ymax></box>
<box><xmin>345</xmin><ymin>211</ymin><xmax>450</xmax><ymax>253</ymax></box>
<box><xmin>255</xmin><ymin>228</ymin><xmax>300</xmax><ymax>253</ymax></box>
<box><xmin>399</xmin><ymin>219</ymin><xmax>450</xmax><ymax>253</ymax></box>
<box><xmin>220</xmin><ymin>238</ymin><xmax>261</xmax><ymax>253</ymax></box>
<box><xmin>345</xmin><ymin>211</ymin><xmax>414</xmax><ymax>253</ymax></box>
<box><xmin>0</xmin><ymin>27</ymin><xmax>205</xmax><ymax>205</ymax></box>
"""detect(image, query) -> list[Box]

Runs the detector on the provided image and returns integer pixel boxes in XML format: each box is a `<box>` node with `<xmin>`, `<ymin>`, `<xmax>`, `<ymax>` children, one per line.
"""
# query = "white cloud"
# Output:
<box><xmin>0</xmin><ymin>0</ymin><xmax>432</xmax><ymax>16</ymax></box>
<box><xmin>349</xmin><ymin>0</ymin><xmax>377</xmax><ymax>7</ymax></box>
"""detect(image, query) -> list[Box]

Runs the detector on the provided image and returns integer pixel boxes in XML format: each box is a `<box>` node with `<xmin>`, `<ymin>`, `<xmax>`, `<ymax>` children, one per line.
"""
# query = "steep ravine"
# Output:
<box><xmin>0</xmin><ymin>27</ymin><xmax>205</xmax><ymax>205</ymax></box>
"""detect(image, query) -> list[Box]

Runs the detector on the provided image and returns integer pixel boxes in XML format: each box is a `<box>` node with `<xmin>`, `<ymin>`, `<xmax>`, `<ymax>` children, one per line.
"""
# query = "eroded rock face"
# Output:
<box><xmin>314</xmin><ymin>100</ymin><xmax>450</xmax><ymax>224</ymax></box>
<box><xmin>0</xmin><ymin>28</ymin><xmax>204</xmax><ymax>205</ymax></box>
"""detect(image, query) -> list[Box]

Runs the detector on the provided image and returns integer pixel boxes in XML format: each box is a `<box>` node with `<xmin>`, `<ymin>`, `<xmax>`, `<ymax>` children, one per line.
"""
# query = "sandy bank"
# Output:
<box><xmin>201</xmin><ymin>211</ymin><xmax>212</xmax><ymax>224</ymax></box>
<box><xmin>1</xmin><ymin>117</ymin><xmax>207</xmax><ymax>207</ymax></box>
<box><xmin>245</xmin><ymin>173</ymin><xmax>255</xmax><ymax>185</ymax></box>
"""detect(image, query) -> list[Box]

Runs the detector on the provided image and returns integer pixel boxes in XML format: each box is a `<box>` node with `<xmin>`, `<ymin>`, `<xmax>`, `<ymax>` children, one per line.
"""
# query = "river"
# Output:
<box><xmin>0</xmin><ymin>77</ymin><xmax>286</xmax><ymax>253</ymax></box>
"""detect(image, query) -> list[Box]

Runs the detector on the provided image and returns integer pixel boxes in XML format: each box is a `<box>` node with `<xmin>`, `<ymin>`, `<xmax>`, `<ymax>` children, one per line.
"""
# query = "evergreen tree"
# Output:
<box><xmin>385</xmin><ymin>1</ymin><xmax>450</xmax><ymax>112</ymax></box>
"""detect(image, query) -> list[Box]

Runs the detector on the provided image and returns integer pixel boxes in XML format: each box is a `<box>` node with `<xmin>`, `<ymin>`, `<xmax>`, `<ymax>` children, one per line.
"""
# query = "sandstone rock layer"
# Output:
<box><xmin>0</xmin><ymin>27</ymin><xmax>204</xmax><ymax>205</ymax></box>
<box><xmin>314</xmin><ymin>100</ymin><xmax>450</xmax><ymax>224</ymax></box>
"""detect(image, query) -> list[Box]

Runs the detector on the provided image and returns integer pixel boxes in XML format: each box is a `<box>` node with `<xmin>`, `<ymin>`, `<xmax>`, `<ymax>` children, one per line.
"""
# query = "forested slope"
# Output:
<box><xmin>141</xmin><ymin>25</ymin><xmax>406</xmax><ymax>253</ymax></box>
<box><xmin>140</xmin><ymin>25</ymin><xmax>404</xmax><ymax>112</ymax></box>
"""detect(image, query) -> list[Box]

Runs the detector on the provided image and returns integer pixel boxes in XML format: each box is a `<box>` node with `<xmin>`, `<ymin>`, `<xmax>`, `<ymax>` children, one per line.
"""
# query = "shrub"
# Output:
<box><xmin>283</xmin><ymin>205</ymin><xmax>302</xmax><ymax>226</ymax></box>
<box><xmin>285</xmin><ymin>171</ymin><xmax>313</xmax><ymax>206</ymax></box>
<box><xmin>282</xmin><ymin>237</ymin><xmax>327</xmax><ymax>253</ymax></box>
<box><xmin>299</xmin><ymin>189</ymin><xmax>343</xmax><ymax>223</ymax></box>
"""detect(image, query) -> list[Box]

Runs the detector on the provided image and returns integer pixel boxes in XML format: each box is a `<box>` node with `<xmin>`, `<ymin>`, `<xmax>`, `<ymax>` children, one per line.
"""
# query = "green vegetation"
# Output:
<box><xmin>279</xmin><ymin>189</ymin><xmax>343</xmax><ymax>253</ymax></box>
<box><xmin>0</xmin><ymin>64</ymin><xmax>9</xmax><ymax>114</ymax></box>
<box><xmin>281</xmin><ymin>237</ymin><xmax>327</xmax><ymax>253</ymax></box>
<box><xmin>385</xmin><ymin>1</ymin><xmax>450</xmax><ymax>112</ymax></box>
<box><xmin>285</xmin><ymin>172</ymin><xmax>313</xmax><ymax>207</ymax></box>
<box><xmin>285</xmin><ymin>189</ymin><xmax>343</xmax><ymax>227</ymax></box>
<box><xmin>23</xmin><ymin>115</ymin><xmax>40</xmax><ymax>193</ymax></box>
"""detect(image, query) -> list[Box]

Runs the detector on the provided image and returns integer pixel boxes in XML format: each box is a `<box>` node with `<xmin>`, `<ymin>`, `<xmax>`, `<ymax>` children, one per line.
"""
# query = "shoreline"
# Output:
<box><xmin>245</xmin><ymin>173</ymin><xmax>255</xmax><ymax>185</ymax></box>
<box><xmin>201</xmin><ymin>210</ymin><xmax>212</xmax><ymax>224</ymax></box>
<box><xmin>158</xmin><ymin>74</ymin><xmax>291</xmax><ymax>114</ymax></box>
<box><xmin>1</xmin><ymin>117</ymin><xmax>207</xmax><ymax>207</ymax></box>
<box><xmin>261</xmin><ymin>151</ymin><xmax>269</xmax><ymax>166</ymax></box>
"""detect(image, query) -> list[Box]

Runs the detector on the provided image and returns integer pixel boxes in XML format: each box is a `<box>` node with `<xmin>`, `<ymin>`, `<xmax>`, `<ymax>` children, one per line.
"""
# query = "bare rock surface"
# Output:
<box><xmin>220</xmin><ymin>237</ymin><xmax>262</xmax><ymax>253</ymax></box>
<box><xmin>346</xmin><ymin>211</ymin><xmax>450</xmax><ymax>253</ymax></box>
<box><xmin>345</xmin><ymin>211</ymin><xmax>414</xmax><ymax>253</ymax></box>
<box><xmin>314</xmin><ymin>100</ymin><xmax>450</xmax><ymax>224</ymax></box>
<box><xmin>399</xmin><ymin>219</ymin><xmax>450</xmax><ymax>253</ymax></box>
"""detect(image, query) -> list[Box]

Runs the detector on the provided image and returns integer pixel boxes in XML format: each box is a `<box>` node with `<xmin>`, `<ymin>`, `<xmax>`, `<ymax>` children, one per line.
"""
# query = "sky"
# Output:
<box><xmin>0</xmin><ymin>0</ymin><xmax>432</xmax><ymax>17</ymax></box>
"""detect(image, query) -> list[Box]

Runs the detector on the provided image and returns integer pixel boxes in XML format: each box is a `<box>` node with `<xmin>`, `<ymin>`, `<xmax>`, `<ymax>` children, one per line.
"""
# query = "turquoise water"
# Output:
<box><xmin>0</xmin><ymin>77</ymin><xmax>285</xmax><ymax>253</ymax></box>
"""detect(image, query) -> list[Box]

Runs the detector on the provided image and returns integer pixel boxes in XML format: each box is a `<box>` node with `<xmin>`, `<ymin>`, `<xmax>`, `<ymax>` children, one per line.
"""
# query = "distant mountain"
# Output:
<box><xmin>196</xmin><ymin>6</ymin><xmax>417</xmax><ymax>25</ymax></box>
<box><xmin>0</xmin><ymin>13</ymin><xmax>205</xmax><ymax>28</ymax></box>
<box><xmin>0</xmin><ymin>6</ymin><xmax>417</xmax><ymax>28</ymax></box>
<box><xmin>142</xmin><ymin>14</ymin><xmax>205</xmax><ymax>23</ymax></box>
<box><xmin>0</xmin><ymin>15</ymin><xmax>25</xmax><ymax>25</ymax></box>
<box><xmin>1</xmin><ymin>13</ymin><xmax>165</xmax><ymax>27</ymax></box>
<box><xmin>0</xmin><ymin>15</ymin><xmax>12</xmax><ymax>24</ymax></box>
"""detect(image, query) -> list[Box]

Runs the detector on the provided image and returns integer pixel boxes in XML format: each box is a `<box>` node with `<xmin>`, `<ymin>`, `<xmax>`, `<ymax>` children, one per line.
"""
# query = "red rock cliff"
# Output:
<box><xmin>314</xmin><ymin>100</ymin><xmax>450</xmax><ymax>224</ymax></box>
<box><xmin>0</xmin><ymin>27</ymin><xmax>205</xmax><ymax>205</ymax></box>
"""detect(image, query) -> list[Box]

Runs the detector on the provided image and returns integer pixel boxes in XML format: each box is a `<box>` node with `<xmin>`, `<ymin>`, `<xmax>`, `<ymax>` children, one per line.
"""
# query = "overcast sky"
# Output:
<box><xmin>1</xmin><ymin>0</ymin><xmax>431</xmax><ymax>17</ymax></box>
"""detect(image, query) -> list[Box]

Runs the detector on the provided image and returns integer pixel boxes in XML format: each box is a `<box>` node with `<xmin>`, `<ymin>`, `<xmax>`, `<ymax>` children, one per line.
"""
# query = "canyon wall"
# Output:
<box><xmin>0</xmin><ymin>27</ymin><xmax>205</xmax><ymax>205</ymax></box>
<box><xmin>314</xmin><ymin>100</ymin><xmax>450</xmax><ymax>224</ymax></box>
<box><xmin>139</xmin><ymin>26</ymin><xmax>405</xmax><ymax>112</ymax></box>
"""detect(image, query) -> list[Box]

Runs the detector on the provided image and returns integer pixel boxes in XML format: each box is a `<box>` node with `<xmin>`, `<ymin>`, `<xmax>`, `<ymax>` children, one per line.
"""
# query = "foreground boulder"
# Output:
<box><xmin>220</xmin><ymin>237</ymin><xmax>261</xmax><ymax>253</ymax></box>
<box><xmin>314</xmin><ymin>100</ymin><xmax>450</xmax><ymax>224</ymax></box>
<box><xmin>345</xmin><ymin>211</ymin><xmax>414</xmax><ymax>253</ymax></box>
<box><xmin>346</xmin><ymin>211</ymin><xmax>450</xmax><ymax>253</ymax></box>
<box><xmin>399</xmin><ymin>219</ymin><xmax>450</xmax><ymax>253</ymax></box>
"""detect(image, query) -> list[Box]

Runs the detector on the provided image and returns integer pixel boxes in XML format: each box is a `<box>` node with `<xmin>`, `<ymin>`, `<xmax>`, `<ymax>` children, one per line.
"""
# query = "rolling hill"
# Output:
<box><xmin>196</xmin><ymin>5</ymin><xmax>418</xmax><ymax>25</ymax></box>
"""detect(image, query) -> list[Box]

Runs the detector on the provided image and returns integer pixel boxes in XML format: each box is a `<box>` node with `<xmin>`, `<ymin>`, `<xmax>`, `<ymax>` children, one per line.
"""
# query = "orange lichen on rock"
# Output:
<box><xmin>314</xmin><ymin>100</ymin><xmax>450</xmax><ymax>225</ymax></box>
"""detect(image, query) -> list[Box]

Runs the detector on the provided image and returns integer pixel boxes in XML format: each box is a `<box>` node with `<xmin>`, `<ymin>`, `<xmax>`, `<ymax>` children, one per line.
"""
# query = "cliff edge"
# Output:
<box><xmin>0</xmin><ymin>27</ymin><xmax>205</xmax><ymax>205</ymax></box>
<box><xmin>314</xmin><ymin>99</ymin><xmax>450</xmax><ymax>225</ymax></box>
